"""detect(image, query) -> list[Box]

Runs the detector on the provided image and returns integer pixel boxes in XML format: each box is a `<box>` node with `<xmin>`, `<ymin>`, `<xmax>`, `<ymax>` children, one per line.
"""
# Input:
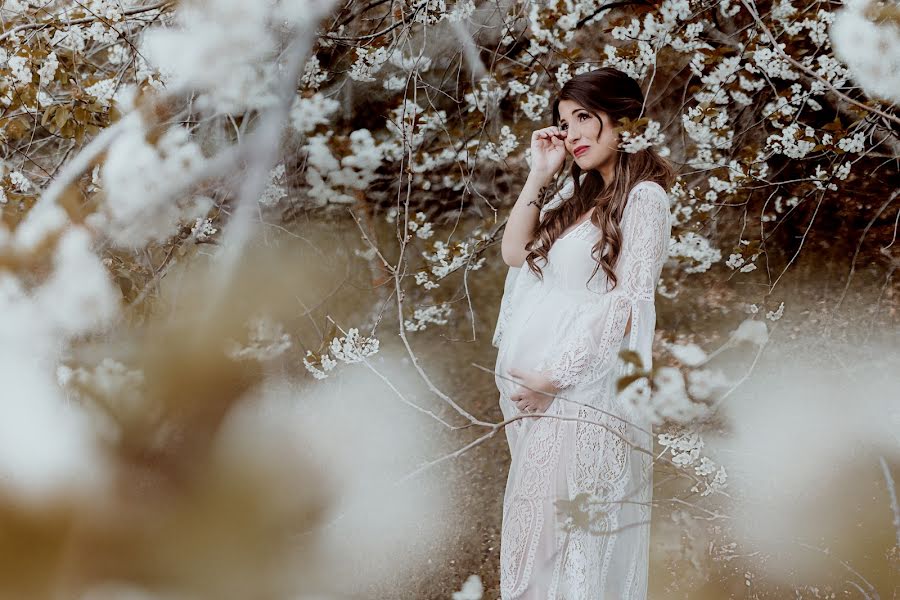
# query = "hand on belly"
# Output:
<box><xmin>507</xmin><ymin>367</ymin><xmax>561</xmax><ymax>414</ymax></box>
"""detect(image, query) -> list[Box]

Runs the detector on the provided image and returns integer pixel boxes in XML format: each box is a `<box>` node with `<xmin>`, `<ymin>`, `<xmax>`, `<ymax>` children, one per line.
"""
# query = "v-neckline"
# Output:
<box><xmin>559</xmin><ymin>209</ymin><xmax>597</xmax><ymax>240</ymax></box>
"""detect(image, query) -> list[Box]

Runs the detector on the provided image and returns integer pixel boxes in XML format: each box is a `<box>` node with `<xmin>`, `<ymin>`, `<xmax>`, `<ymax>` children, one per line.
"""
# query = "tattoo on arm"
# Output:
<box><xmin>528</xmin><ymin>185</ymin><xmax>548</xmax><ymax>207</ymax></box>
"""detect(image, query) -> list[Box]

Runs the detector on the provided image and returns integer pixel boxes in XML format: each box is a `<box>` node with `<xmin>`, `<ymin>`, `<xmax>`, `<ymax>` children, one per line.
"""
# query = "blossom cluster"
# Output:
<box><xmin>668</xmin><ymin>232</ymin><xmax>723</xmax><ymax>274</ymax></box>
<box><xmin>404</xmin><ymin>302</ymin><xmax>453</xmax><ymax>332</ymax></box>
<box><xmin>303</xmin><ymin>130</ymin><xmax>383</xmax><ymax>205</ymax></box>
<box><xmin>618</xmin><ymin>119</ymin><xmax>666</xmax><ymax>154</ymax></box>
<box><xmin>92</xmin><ymin>117</ymin><xmax>211</xmax><ymax>247</ymax></box>
<box><xmin>658</xmin><ymin>429</ymin><xmax>728</xmax><ymax>496</ymax></box>
<box><xmin>302</xmin><ymin>328</ymin><xmax>380</xmax><ymax>380</ymax></box>
<box><xmin>415</xmin><ymin>237</ymin><xmax>488</xmax><ymax>290</ymax></box>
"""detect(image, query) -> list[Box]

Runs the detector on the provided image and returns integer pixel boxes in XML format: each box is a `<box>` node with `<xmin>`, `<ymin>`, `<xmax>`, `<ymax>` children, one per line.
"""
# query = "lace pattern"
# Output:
<box><xmin>540</xmin><ymin>181</ymin><xmax>671</xmax><ymax>390</ymax></box>
<box><xmin>495</xmin><ymin>181</ymin><xmax>670</xmax><ymax>599</ymax></box>
<box><xmin>500</xmin><ymin>398</ymin><xmax>565</xmax><ymax>598</ymax></box>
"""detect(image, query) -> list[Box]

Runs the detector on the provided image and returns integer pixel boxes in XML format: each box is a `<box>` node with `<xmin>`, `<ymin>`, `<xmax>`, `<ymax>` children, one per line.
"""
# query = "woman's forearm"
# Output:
<box><xmin>501</xmin><ymin>172</ymin><xmax>553</xmax><ymax>267</ymax></box>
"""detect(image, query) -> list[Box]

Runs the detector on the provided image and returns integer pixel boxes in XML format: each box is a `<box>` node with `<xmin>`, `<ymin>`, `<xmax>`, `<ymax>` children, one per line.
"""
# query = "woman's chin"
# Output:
<box><xmin>574</xmin><ymin>155</ymin><xmax>595</xmax><ymax>168</ymax></box>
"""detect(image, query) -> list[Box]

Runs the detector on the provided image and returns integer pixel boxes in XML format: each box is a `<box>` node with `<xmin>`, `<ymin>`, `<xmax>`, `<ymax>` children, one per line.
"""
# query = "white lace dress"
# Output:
<box><xmin>492</xmin><ymin>180</ymin><xmax>671</xmax><ymax>600</ymax></box>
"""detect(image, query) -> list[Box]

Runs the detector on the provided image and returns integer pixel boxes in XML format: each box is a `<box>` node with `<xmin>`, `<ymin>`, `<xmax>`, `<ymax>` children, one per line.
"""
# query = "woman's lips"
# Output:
<box><xmin>573</xmin><ymin>145</ymin><xmax>589</xmax><ymax>157</ymax></box>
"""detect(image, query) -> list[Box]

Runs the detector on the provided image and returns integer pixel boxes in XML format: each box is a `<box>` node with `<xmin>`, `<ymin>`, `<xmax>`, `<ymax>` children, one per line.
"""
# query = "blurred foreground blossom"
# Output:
<box><xmin>708</xmin><ymin>334</ymin><xmax>900</xmax><ymax>581</ymax></box>
<box><xmin>452</xmin><ymin>574</ymin><xmax>484</xmax><ymax>600</ymax></box>
<box><xmin>830</xmin><ymin>0</ymin><xmax>900</xmax><ymax>103</ymax></box>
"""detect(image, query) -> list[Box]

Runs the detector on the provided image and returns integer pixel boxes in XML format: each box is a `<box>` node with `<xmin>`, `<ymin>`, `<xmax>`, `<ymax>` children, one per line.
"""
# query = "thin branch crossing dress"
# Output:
<box><xmin>492</xmin><ymin>180</ymin><xmax>671</xmax><ymax>600</ymax></box>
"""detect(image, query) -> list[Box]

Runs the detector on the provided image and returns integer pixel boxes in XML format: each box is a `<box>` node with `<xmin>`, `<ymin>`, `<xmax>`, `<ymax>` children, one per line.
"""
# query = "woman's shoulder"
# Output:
<box><xmin>623</xmin><ymin>180</ymin><xmax>672</xmax><ymax>230</ymax></box>
<box><xmin>628</xmin><ymin>180</ymin><xmax>670</xmax><ymax>201</ymax></box>
<box><xmin>626</xmin><ymin>180</ymin><xmax>671</xmax><ymax>212</ymax></box>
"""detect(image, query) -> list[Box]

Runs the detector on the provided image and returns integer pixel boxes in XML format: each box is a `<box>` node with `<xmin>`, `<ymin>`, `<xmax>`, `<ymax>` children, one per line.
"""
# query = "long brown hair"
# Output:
<box><xmin>525</xmin><ymin>67</ymin><xmax>676</xmax><ymax>290</ymax></box>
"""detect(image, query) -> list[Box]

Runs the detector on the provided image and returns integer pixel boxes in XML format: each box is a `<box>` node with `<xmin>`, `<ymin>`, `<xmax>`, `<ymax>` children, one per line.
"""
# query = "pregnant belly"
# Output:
<box><xmin>495</xmin><ymin>303</ymin><xmax>563</xmax><ymax>398</ymax></box>
<box><xmin>494</xmin><ymin>286</ymin><xmax>611</xmax><ymax>398</ymax></box>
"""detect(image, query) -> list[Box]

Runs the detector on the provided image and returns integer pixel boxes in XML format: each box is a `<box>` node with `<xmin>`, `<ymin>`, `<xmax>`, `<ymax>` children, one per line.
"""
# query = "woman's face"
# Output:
<box><xmin>557</xmin><ymin>99</ymin><xmax>618</xmax><ymax>173</ymax></box>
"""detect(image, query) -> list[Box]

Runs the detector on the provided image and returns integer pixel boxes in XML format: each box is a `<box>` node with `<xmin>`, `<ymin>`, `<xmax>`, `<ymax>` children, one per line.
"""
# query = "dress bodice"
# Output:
<box><xmin>545</xmin><ymin>219</ymin><xmax>608</xmax><ymax>295</ymax></box>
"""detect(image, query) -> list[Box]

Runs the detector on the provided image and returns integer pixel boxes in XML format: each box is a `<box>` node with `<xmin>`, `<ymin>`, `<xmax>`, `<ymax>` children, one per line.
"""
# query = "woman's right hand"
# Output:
<box><xmin>529</xmin><ymin>126</ymin><xmax>567</xmax><ymax>182</ymax></box>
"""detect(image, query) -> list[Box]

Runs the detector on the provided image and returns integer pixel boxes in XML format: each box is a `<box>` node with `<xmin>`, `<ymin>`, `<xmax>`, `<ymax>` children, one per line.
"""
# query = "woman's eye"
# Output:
<box><xmin>579</xmin><ymin>113</ymin><xmax>588</xmax><ymax>121</ymax></box>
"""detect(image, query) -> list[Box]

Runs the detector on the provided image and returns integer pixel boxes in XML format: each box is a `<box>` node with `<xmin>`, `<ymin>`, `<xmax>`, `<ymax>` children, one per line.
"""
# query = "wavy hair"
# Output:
<box><xmin>524</xmin><ymin>67</ymin><xmax>676</xmax><ymax>290</ymax></box>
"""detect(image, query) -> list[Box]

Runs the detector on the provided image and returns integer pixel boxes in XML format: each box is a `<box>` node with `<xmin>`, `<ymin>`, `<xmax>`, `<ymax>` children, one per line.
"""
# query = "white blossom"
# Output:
<box><xmin>833</xmin><ymin>161</ymin><xmax>851</xmax><ymax>180</ymax></box>
<box><xmin>328</xmin><ymin>328</ymin><xmax>380</xmax><ymax>363</ymax></box>
<box><xmin>765</xmin><ymin>301</ymin><xmax>785</xmax><ymax>321</ymax></box>
<box><xmin>191</xmin><ymin>217</ymin><xmax>217</xmax><ymax>242</ymax></box>
<box><xmin>765</xmin><ymin>123</ymin><xmax>816</xmax><ymax>159</ymax></box>
<box><xmin>555</xmin><ymin>62</ymin><xmax>572</xmax><ymax>87</ymax></box>
<box><xmin>349</xmin><ymin>47</ymin><xmax>390</xmax><ymax>82</ymax></box>
<box><xmin>478</xmin><ymin>125</ymin><xmax>519</xmax><ymax>161</ymax></box>
<box><xmin>9</xmin><ymin>171</ymin><xmax>31</xmax><ymax>193</ymax></box>
<box><xmin>303</xmin><ymin>130</ymin><xmax>383</xmax><ymax>205</ymax></box>
<box><xmin>619</xmin><ymin>119</ymin><xmax>665</xmax><ymax>153</ymax></box>
<box><xmin>107</xmin><ymin>43</ymin><xmax>130</xmax><ymax>65</ymax></box>
<box><xmin>407</xmin><ymin>211</ymin><xmax>436</xmax><ymax>239</ymax></box>
<box><xmin>812</xmin><ymin>164</ymin><xmax>838</xmax><ymax>191</ymax></box>
<box><xmin>404</xmin><ymin>302</ymin><xmax>453</xmax><ymax>332</ymax></box>
<box><xmin>259</xmin><ymin>164</ymin><xmax>288</xmax><ymax>206</ymax></box>
<box><xmin>464</xmin><ymin>77</ymin><xmax>506</xmax><ymax>114</ymax></box>
<box><xmin>682</xmin><ymin>105</ymin><xmax>733</xmax><ymax>153</ymax></box>
<box><xmin>414</xmin><ymin>0</ymin><xmax>448</xmax><ymax>25</ymax></box>
<box><xmin>85</xmin><ymin>79</ymin><xmax>118</xmax><ymax>106</ymax></box>
<box><xmin>97</xmin><ymin>116</ymin><xmax>209</xmax><ymax>247</ymax></box>
<box><xmin>622</xmin><ymin>368</ymin><xmax>709</xmax><ymax>425</ymax></box>
<box><xmin>89</xmin><ymin>0</ymin><xmax>125</xmax><ymax>22</ymax></box>
<box><xmin>752</xmin><ymin>43</ymin><xmax>800</xmax><ymax>80</ymax></box>
<box><xmin>301</xmin><ymin>55</ymin><xmax>328</xmax><ymax>89</ymax></box>
<box><xmin>837</xmin><ymin>131</ymin><xmax>865</xmax><ymax>154</ymax></box>
<box><xmin>84</xmin><ymin>21</ymin><xmax>119</xmax><ymax>45</ymax></box>
<box><xmin>8</xmin><ymin>55</ymin><xmax>32</xmax><ymax>86</ymax></box>
<box><xmin>383</xmin><ymin>75</ymin><xmax>408</xmax><ymax>90</ymax></box>
<box><xmin>291</xmin><ymin>93</ymin><xmax>340</xmax><ymax>135</ymax></box>
<box><xmin>447</xmin><ymin>0</ymin><xmax>476</xmax><ymax>22</ymax></box>
<box><xmin>303</xmin><ymin>350</ymin><xmax>337</xmax><ymax>379</ymax></box>
<box><xmin>658</xmin><ymin>430</ymin><xmax>703</xmax><ymax>466</ymax></box>
<box><xmin>37</xmin><ymin>52</ymin><xmax>58</xmax><ymax>86</ymax></box>
<box><xmin>49</xmin><ymin>25</ymin><xmax>86</xmax><ymax>53</ymax></box>
<box><xmin>687</xmin><ymin>368</ymin><xmax>731</xmax><ymax>401</ymax></box>
<box><xmin>141</xmin><ymin>0</ymin><xmax>336</xmax><ymax>113</ymax></box>
<box><xmin>726</xmin><ymin>253</ymin><xmax>744</xmax><ymax>270</ymax></box>
<box><xmin>422</xmin><ymin>239</ymin><xmax>483</xmax><ymax>282</ymax></box>
<box><xmin>666</xmin><ymin>342</ymin><xmax>708</xmax><ymax>367</ymax></box>
<box><xmin>520</xmin><ymin>89</ymin><xmax>550</xmax><ymax>121</ymax></box>
<box><xmin>669</xmin><ymin>232</ymin><xmax>722</xmax><ymax>274</ymax></box>
<box><xmin>452</xmin><ymin>574</ymin><xmax>483</xmax><ymax>600</ymax></box>
<box><xmin>831</xmin><ymin>0</ymin><xmax>900</xmax><ymax>103</ymax></box>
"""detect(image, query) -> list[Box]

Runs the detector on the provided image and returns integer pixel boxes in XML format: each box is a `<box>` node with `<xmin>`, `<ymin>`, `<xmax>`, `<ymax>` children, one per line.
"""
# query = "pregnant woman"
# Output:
<box><xmin>492</xmin><ymin>67</ymin><xmax>675</xmax><ymax>599</ymax></box>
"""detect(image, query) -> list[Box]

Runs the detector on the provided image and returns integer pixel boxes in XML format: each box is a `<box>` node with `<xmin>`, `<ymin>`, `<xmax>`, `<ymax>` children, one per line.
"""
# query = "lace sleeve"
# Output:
<box><xmin>540</xmin><ymin>181</ymin><xmax>672</xmax><ymax>390</ymax></box>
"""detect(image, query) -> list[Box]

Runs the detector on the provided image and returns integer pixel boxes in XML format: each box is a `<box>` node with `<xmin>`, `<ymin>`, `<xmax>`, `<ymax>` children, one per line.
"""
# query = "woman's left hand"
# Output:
<box><xmin>508</xmin><ymin>367</ymin><xmax>560</xmax><ymax>414</ymax></box>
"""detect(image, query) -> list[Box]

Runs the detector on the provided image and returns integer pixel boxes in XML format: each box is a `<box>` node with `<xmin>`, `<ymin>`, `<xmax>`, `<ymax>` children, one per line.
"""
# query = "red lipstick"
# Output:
<box><xmin>573</xmin><ymin>145</ymin><xmax>589</xmax><ymax>157</ymax></box>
